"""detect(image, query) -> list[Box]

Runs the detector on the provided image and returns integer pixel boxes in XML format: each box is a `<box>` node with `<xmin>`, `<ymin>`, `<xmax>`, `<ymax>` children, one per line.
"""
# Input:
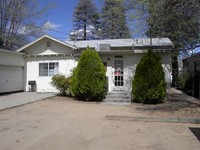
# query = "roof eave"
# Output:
<box><xmin>0</xmin><ymin>49</ymin><xmax>25</xmax><ymax>55</ymax></box>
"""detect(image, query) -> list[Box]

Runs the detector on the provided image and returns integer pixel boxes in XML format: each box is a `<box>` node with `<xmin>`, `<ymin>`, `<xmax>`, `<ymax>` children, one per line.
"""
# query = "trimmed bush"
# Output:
<box><xmin>132</xmin><ymin>49</ymin><xmax>166</xmax><ymax>104</ymax></box>
<box><xmin>67</xmin><ymin>68</ymin><xmax>77</xmax><ymax>96</ymax></box>
<box><xmin>71</xmin><ymin>47</ymin><xmax>106</xmax><ymax>101</ymax></box>
<box><xmin>51</xmin><ymin>74</ymin><xmax>69</xmax><ymax>95</ymax></box>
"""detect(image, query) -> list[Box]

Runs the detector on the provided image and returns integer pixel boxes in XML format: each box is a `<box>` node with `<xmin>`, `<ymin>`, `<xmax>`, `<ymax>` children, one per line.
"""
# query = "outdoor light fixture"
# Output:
<box><xmin>107</xmin><ymin>58</ymin><xmax>110</xmax><ymax>63</ymax></box>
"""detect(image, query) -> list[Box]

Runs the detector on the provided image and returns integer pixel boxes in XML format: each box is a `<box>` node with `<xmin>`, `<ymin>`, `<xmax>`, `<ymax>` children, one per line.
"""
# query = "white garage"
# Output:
<box><xmin>0</xmin><ymin>49</ymin><xmax>25</xmax><ymax>93</ymax></box>
<box><xmin>0</xmin><ymin>65</ymin><xmax>24</xmax><ymax>93</ymax></box>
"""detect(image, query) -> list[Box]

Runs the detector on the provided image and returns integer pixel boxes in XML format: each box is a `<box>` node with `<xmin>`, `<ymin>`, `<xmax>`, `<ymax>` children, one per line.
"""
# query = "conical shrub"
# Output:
<box><xmin>71</xmin><ymin>47</ymin><xmax>106</xmax><ymax>101</ymax></box>
<box><xmin>132</xmin><ymin>49</ymin><xmax>166</xmax><ymax>104</ymax></box>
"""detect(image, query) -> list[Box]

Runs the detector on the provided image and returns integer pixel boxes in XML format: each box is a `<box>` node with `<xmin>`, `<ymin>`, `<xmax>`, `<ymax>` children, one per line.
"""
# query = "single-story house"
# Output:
<box><xmin>183</xmin><ymin>53</ymin><xmax>200</xmax><ymax>98</ymax></box>
<box><xmin>1</xmin><ymin>35</ymin><xmax>174</xmax><ymax>94</ymax></box>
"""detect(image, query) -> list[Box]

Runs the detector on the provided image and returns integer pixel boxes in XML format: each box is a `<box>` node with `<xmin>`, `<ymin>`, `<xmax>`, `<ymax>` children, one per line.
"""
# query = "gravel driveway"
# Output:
<box><xmin>0</xmin><ymin>96</ymin><xmax>200</xmax><ymax>150</ymax></box>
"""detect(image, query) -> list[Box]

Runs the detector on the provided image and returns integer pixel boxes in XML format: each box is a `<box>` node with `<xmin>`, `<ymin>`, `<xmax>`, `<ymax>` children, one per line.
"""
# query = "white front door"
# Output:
<box><xmin>113</xmin><ymin>59</ymin><xmax>125</xmax><ymax>91</ymax></box>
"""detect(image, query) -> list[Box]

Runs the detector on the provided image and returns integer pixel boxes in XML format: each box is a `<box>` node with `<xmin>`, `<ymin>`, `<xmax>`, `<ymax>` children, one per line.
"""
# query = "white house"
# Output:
<box><xmin>17</xmin><ymin>35</ymin><xmax>77</xmax><ymax>92</ymax></box>
<box><xmin>3</xmin><ymin>35</ymin><xmax>173</xmax><ymax>94</ymax></box>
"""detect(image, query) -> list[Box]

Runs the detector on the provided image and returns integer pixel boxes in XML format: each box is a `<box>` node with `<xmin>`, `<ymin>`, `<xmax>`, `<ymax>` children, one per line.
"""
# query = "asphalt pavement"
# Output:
<box><xmin>0</xmin><ymin>92</ymin><xmax>56</xmax><ymax>111</ymax></box>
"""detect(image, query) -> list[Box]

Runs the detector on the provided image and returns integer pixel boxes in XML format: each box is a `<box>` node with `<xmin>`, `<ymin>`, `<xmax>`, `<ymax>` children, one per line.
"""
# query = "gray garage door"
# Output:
<box><xmin>0</xmin><ymin>65</ymin><xmax>24</xmax><ymax>93</ymax></box>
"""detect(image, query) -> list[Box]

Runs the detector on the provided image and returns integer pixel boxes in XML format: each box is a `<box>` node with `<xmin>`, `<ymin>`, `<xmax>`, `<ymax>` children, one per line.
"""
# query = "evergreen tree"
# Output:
<box><xmin>127</xmin><ymin>0</ymin><xmax>200</xmax><ymax>85</ymax></box>
<box><xmin>71</xmin><ymin>47</ymin><xmax>106</xmax><ymax>101</ymax></box>
<box><xmin>146</xmin><ymin>0</ymin><xmax>200</xmax><ymax>86</ymax></box>
<box><xmin>132</xmin><ymin>50</ymin><xmax>166</xmax><ymax>104</ymax></box>
<box><xmin>71</xmin><ymin>0</ymin><xmax>100</xmax><ymax>40</ymax></box>
<box><xmin>101</xmin><ymin>0</ymin><xmax>131</xmax><ymax>39</ymax></box>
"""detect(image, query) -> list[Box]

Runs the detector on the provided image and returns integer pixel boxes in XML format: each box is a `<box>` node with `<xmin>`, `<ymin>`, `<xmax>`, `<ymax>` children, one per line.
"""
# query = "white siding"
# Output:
<box><xmin>23</xmin><ymin>38</ymin><xmax>74</xmax><ymax>55</ymax></box>
<box><xmin>22</xmin><ymin>37</ymin><xmax>76</xmax><ymax>92</ymax></box>
<box><xmin>26</xmin><ymin>56</ymin><xmax>76</xmax><ymax>92</ymax></box>
<box><xmin>99</xmin><ymin>55</ymin><xmax>113</xmax><ymax>91</ymax></box>
<box><xmin>124</xmin><ymin>53</ymin><xmax>171</xmax><ymax>91</ymax></box>
<box><xmin>25</xmin><ymin>52</ymin><xmax>171</xmax><ymax>93</ymax></box>
<box><xmin>99</xmin><ymin>52</ymin><xmax>171</xmax><ymax>92</ymax></box>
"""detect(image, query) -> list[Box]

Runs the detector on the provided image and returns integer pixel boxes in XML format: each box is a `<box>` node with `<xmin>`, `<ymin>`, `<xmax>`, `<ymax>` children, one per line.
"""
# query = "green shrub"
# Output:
<box><xmin>71</xmin><ymin>47</ymin><xmax>106</xmax><ymax>101</ymax></box>
<box><xmin>63</xmin><ymin>75</ymin><xmax>73</xmax><ymax>96</ymax></box>
<box><xmin>132</xmin><ymin>49</ymin><xmax>166</xmax><ymax>104</ymax></box>
<box><xmin>67</xmin><ymin>68</ymin><xmax>77</xmax><ymax>96</ymax></box>
<box><xmin>177</xmin><ymin>71</ymin><xmax>192</xmax><ymax>91</ymax></box>
<box><xmin>51</xmin><ymin>74</ymin><xmax>69</xmax><ymax>95</ymax></box>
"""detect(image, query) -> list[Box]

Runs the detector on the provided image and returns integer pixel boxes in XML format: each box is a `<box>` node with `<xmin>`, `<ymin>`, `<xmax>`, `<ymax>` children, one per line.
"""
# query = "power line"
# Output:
<box><xmin>0</xmin><ymin>16</ymin><xmax>71</xmax><ymax>37</ymax></box>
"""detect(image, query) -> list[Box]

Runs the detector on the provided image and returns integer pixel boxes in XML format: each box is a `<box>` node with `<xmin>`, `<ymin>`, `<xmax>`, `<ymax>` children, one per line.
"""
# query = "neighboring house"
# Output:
<box><xmin>16</xmin><ymin>35</ymin><xmax>173</xmax><ymax>93</ymax></box>
<box><xmin>0</xmin><ymin>49</ymin><xmax>25</xmax><ymax>93</ymax></box>
<box><xmin>183</xmin><ymin>53</ymin><xmax>200</xmax><ymax>98</ymax></box>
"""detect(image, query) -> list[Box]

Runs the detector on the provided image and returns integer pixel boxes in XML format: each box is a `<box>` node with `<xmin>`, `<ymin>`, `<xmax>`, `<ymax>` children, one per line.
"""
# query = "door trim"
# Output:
<box><xmin>112</xmin><ymin>57</ymin><xmax>124</xmax><ymax>91</ymax></box>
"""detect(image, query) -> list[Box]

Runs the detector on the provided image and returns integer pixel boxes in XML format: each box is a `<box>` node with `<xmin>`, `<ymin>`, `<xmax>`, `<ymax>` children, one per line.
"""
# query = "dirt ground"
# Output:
<box><xmin>131</xmin><ymin>88</ymin><xmax>200</xmax><ymax>117</ymax></box>
<box><xmin>0</xmin><ymin>95</ymin><xmax>200</xmax><ymax>150</ymax></box>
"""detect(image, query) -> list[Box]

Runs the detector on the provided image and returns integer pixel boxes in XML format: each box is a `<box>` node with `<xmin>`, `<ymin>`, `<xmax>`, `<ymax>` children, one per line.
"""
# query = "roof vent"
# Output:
<box><xmin>96</xmin><ymin>44</ymin><xmax>110</xmax><ymax>51</ymax></box>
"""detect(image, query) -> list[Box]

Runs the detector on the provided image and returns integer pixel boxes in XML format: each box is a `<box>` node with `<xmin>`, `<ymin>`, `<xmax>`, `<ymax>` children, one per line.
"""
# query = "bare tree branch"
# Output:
<box><xmin>0</xmin><ymin>0</ymin><xmax>52</xmax><ymax>50</ymax></box>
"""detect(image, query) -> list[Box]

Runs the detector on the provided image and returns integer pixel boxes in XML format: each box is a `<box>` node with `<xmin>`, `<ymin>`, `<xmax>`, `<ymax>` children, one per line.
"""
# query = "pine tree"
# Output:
<box><xmin>71</xmin><ymin>0</ymin><xmax>100</xmax><ymax>40</ymax></box>
<box><xmin>145</xmin><ymin>0</ymin><xmax>200</xmax><ymax>85</ymax></box>
<box><xmin>100</xmin><ymin>0</ymin><xmax>131</xmax><ymax>39</ymax></box>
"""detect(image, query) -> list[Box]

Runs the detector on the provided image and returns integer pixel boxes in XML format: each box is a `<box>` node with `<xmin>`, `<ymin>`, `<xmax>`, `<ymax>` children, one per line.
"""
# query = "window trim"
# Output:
<box><xmin>39</xmin><ymin>62</ymin><xmax>58</xmax><ymax>77</ymax></box>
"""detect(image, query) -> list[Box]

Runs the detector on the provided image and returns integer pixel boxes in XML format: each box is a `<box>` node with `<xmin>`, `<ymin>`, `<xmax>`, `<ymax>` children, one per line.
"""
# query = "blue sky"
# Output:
<box><xmin>36</xmin><ymin>0</ymin><xmax>199</xmax><ymax>54</ymax></box>
<box><xmin>34</xmin><ymin>0</ymin><xmax>200</xmax><ymax>54</ymax></box>
<box><xmin>39</xmin><ymin>0</ymin><xmax>102</xmax><ymax>41</ymax></box>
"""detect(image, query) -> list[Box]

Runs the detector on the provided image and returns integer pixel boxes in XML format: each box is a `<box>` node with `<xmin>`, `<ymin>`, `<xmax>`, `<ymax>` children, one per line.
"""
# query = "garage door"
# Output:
<box><xmin>0</xmin><ymin>65</ymin><xmax>24</xmax><ymax>93</ymax></box>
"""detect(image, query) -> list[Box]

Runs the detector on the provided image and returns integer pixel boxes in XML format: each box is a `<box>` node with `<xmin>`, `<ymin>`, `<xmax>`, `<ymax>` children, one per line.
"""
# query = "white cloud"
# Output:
<box><xmin>69</xmin><ymin>25</ymin><xmax>99</xmax><ymax>40</ymax></box>
<box><xmin>18</xmin><ymin>26</ymin><xmax>27</xmax><ymax>34</ymax></box>
<box><xmin>43</xmin><ymin>21</ymin><xmax>61</xmax><ymax>30</ymax></box>
<box><xmin>18</xmin><ymin>21</ymin><xmax>61</xmax><ymax>36</ymax></box>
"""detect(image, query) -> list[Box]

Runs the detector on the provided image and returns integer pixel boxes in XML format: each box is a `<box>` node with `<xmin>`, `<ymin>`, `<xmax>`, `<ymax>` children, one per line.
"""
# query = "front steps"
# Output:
<box><xmin>102</xmin><ymin>91</ymin><xmax>131</xmax><ymax>106</ymax></box>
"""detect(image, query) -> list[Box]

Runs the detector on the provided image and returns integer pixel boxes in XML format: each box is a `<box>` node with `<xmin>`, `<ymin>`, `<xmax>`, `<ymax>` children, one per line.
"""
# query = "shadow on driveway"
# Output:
<box><xmin>189</xmin><ymin>128</ymin><xmax>200</xmax><ymax>142</ymax></box>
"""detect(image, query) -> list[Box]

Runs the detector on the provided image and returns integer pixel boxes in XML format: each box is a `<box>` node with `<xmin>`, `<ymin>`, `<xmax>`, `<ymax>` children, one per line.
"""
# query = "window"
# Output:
<box><xmin>115</xmin><ymin>55</ymin><xmax>123</xmax><ymax>58</ymax></box>
<box><xmin>114</xmin><ymin>60</ymin><xmax>124</xmax><ymax>86</ymax></box>
<box><xmin>39</xmin><ymin>63</ymin><xmax>48</xmax><ymax>76</ymax></box>
<box><xmin>39</xmin><ymin>62</ymin><xmax>58</xmax><ymax>76</ymax></box>
<box><xmin>46</xmin><ymin>41</ymin><xmax>51</xmax><ymax>47</ymax></box>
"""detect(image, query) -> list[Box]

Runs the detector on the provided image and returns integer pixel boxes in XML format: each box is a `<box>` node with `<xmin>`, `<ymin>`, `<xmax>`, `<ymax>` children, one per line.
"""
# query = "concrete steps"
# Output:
<box><xmin>102</xmin><ymin>91</ymin><xmax>131</xmax><ymax>106</ymax></box>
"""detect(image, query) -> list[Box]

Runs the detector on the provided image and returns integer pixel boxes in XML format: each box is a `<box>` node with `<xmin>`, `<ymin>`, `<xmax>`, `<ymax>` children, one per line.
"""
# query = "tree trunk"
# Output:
<box><xmin>171</xmin><ymin>51</ymin><xmax>178</xmax><ymax>86</ymax></box>
<box><xmin>0</xmin><ymin>29</ymin><xmax>3</xmax><ymax>48</ymax></box>
<box><xmin>84</xmin><ymin>19</ymin><xmax>86</xmax><ymax>40</ymax></box>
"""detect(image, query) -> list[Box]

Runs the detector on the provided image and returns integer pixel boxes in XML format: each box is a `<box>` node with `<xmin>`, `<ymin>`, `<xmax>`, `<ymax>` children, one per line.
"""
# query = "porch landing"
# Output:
<box><xmin>102</xmin><ymin>91</ymin><xmax>131</xmax><ymax>106</ymax></box>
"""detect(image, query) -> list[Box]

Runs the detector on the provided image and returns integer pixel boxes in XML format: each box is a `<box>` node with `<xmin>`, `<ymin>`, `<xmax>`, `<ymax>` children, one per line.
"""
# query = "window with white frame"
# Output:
<box><xmin>39</xmin><ymin>62</ymin><xmax>59</xmax><ymax>76</ymax></box>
